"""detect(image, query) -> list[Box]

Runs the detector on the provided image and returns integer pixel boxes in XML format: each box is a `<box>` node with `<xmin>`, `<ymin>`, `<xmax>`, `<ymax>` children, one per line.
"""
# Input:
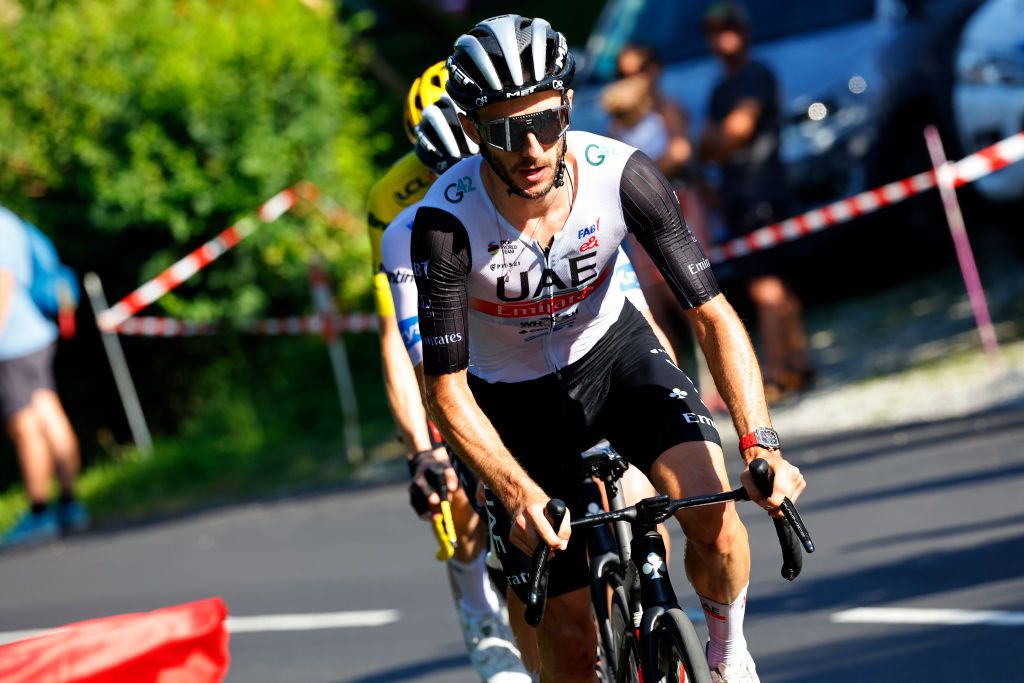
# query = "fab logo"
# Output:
<box><xmin>577</xmin><ymin>218</ymin><xmax>600</xmax><ymax>240</ymax></box>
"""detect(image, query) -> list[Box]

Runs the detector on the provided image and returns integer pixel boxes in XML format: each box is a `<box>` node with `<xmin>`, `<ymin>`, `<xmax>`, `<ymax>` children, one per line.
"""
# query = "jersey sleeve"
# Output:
<box><xmin>612</xmin><ymin>246</ymin><xmax>649</xmax><ymax>312</ymax></box>
<box><xmin>367</xmin><ymin>181</ymin><xmax>397</xmax><ymax>318</ymax></box>
<box><xmin>410</xmin><ymin>206</ymin><xmax>472</xmax><ymax>375</ymax></box>
<box><xmin>380</xmin><ymin>207</ymin><xmax>423</xmax><ymax>366</ymax></box>
<box><xmin>619</xmin><ymin>151</ymin><xmax>720</xmax><ymax>308</ymax></box>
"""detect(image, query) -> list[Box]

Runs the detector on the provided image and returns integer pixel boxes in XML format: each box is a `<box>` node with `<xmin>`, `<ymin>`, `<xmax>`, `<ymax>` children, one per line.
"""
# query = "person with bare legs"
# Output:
<box><xmin>0</xmin><ymin>205</ymin><xmax>88</xmax><ymax>549</ymax></box>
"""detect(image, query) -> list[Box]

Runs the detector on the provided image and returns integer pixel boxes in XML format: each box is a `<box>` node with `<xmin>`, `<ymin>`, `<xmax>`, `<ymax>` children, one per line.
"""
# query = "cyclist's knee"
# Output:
<box><xmin>537</xmin><ymin>590</ymin><xmax>597</xmax><ymax>678</ymax></box>
<box><xmin>679</xmin><ymin>503</ymin><xmax>746</xmax><ymax>554</ymax></box>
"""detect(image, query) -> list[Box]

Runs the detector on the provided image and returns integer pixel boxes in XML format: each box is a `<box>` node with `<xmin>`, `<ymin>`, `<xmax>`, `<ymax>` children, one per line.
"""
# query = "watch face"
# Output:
<box><xmin>756</xmin><ymin>428</ymin><xmax>780</xmax><ymax>449</ymax></box>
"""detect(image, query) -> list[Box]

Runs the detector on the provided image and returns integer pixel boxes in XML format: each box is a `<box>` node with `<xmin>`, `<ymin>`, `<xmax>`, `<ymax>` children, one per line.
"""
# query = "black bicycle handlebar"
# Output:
<box><xmin>747</xmin><ymin>458</ymin><xmax>814</xmax><ymax>581</ymax></box>
<box><xmin>523</xmin><ymin>458</ymin><xmax>815</xmax><ymax>623</ymax></box>
<box><xmin>524</xmin><ymin>498</ymin><xmax>567</xmax><ymax>627</ymax></box>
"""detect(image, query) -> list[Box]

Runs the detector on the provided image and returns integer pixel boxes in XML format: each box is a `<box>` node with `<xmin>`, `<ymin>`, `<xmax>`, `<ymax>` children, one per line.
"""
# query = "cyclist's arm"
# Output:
<box><xmin>621</xmin><ymin>151</ymin><xmax>803</xmax><ymax>506</ymax></box>
<box><xmin>377</xmin><ymin>209</ymin><xmax>443</xmax><ymax>460</ymax></box>
<box><xmin>412</xmin><ymin>206</ymin><xmax>564</xmax><ymax>551</ymax></box>
<box><xmin>379</xmin><ymin>314</ymin><xmax>434</xmax><ymax>454</ymax></box>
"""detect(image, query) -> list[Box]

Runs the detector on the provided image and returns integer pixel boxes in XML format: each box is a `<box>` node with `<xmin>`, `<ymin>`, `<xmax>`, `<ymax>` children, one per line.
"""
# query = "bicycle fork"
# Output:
<box><xmin>629</xmin><ymin>523</ymin><xmax>682</xmax><ymax>680</ymax></box>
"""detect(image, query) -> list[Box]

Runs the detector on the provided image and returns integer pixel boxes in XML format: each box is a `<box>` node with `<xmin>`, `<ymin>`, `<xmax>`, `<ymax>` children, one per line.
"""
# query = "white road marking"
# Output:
<box><xmin>831</xmin><ymin>607</ymin><xmax>1024</xmax><ymax>626</ymax></box>
<box><xmin>226</xmin><ymin>609</ymin><xmax>401</xmax><ymax>633</ymax></box>
<box><xmin>0</xmin><ymin>609</ymin><xmax>401</xmax><ymax>646</ymax></box>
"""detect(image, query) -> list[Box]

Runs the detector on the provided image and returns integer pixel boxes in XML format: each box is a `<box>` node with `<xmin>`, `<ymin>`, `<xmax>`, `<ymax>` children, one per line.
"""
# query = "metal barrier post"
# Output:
<box><xmin>308</xmin><ymin>261</ymin><xmax>364</xmax><ymax>464</ymax></box>
<box><xmin>923</xmin><ymin>125</ymin><xmax>1004</xmax><ymax>372</ymax></box>
<box><xmin>84</xmin><ymin>272</ymin><xmax>154</xmax><ymax>457</ymax></box>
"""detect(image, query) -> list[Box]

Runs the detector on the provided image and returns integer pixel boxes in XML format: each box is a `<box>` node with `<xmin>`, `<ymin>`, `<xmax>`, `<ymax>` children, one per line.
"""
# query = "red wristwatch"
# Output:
<box><xmin>739</xmin><ymin>427</ymin><xmax>781</xmax><ymax>453</ymax></box>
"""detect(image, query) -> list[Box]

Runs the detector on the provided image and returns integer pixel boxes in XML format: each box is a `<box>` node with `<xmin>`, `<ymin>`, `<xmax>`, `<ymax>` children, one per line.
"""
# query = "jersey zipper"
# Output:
<box><xmin>540</xmin><ymin>242</ymin><xmax>560</xmax><ymax>378</ymax></box>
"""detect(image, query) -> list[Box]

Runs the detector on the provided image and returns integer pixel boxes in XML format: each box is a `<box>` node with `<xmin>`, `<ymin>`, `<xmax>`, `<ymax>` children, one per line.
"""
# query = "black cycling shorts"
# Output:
<box><xmin>469</xmin><ymin>301</ymin><xmax>721</xmax><ymax>601</ymax></box>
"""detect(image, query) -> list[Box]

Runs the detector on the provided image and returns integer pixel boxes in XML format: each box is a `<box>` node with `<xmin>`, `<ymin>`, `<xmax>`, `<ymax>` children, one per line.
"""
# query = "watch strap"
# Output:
<box><xmin>739</xmin><ymin>427</ymin><xmax>780</xmax><ymax>453</ymax></box>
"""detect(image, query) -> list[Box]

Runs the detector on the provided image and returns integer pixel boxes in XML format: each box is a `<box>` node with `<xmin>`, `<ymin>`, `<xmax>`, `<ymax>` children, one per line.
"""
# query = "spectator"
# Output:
<box><xmin>0</xmin><ymin>205</ymin><xmax>88</xmax><ymax>549</ymax></box>
<box><xmin>603</xmin><ymin>44</ymin><xmax>726</xmax><ymax>412</ymax></box>
<box><xmin>603</xmin><ymin>44</ymin><xmax>692</xmax><ymax>181</ymax></box>
<box><xmin>698</xmin><ymin>1</ymin><xmax>813</xmax><ymax>402</ymax></box>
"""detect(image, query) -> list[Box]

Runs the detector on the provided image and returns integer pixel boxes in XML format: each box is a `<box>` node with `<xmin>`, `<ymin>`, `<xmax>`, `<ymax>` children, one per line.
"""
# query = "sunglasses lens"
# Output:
<box><xmin>481</xmin><ymin>106</ymin><xmax>568</xmax><ymax>151</ymax></box>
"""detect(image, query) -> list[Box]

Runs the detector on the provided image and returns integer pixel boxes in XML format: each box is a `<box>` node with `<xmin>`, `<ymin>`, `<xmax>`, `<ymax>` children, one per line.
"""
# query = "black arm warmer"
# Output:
<box><xmin>410</xmin><ymin>206</ymin><xmax>472</xmax><ymax>375</ymax></box>
<box><xmin>620</xmin><ymin>151</ymin><xmax>720</xmax><ymax>308</ymax></box>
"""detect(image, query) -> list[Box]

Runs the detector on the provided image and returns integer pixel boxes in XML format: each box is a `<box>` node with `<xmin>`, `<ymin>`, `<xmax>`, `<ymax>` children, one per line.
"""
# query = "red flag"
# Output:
<box><xmin>0</xmin><ymin>597</ymin><xmax>230</xmax><ymax>682</ymax></box>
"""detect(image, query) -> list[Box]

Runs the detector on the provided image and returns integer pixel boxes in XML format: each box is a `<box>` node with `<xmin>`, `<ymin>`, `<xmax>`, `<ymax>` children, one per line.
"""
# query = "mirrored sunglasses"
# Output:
<box><xmin>476</xmin><ymin>105</ymin><xmax>570</xmax><ymax>152</ymax></box>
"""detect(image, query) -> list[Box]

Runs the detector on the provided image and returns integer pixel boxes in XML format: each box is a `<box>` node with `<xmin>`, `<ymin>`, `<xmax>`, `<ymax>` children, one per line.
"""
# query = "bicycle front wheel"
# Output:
<box><xmin>609</xmin><ymin>586</ymin><xmax>640</xmax><ymax>683</ymax></box>
<box><xmin>653</xmin><ymin>608</ymin><xmax>712</xmax><ymax>683</ymax></box>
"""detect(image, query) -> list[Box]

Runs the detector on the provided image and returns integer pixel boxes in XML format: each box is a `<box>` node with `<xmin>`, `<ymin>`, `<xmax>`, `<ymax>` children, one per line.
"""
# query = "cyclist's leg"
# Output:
<box><xmin>536</xmin><ymin>587</ymin><xmax>599</xmax><ymax>683</ymax></box>
<box><xmin>649</xmin><ymin>442</ymin><xmax>752</xmax><ymax>674</ymax></box>
<box><xmin>649</xmin><ymin>442</ymin><xmax>750</xmax><ymax>603</ymax></box>
<box><xmin>444</xmin><ymin>458</ymin><xmax>529</xmax><ymax>680</ymax></box>
<box><xmin>484</xmin><ymin>487</ymin><xmax>597</xmax><ymax>682</ymax></box>
<box><xmin>617</xmin><ymin>465</ymin><xmax>671</xmax><ymax>556</ymax></box>
<box><xmin>599</xmin><ymin>303</ymin><xmax>753</xmax><ymax>674</ymax></box>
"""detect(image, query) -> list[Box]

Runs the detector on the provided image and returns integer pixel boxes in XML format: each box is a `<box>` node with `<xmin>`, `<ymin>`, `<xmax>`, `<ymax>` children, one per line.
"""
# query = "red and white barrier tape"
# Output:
<box><xmin>114</xmin><ymin>313</ymin><xmax>377</xmax><ymax>337</ymax></box>
<box><xmin>709</xmin><ymin>131</ymin><xmax>1024</xmax><ymax>263</ymax></box>
<box><xmin>96</xmin><ymin>187</ymin><xmax>299</xmax><ymax>332</ymax></box>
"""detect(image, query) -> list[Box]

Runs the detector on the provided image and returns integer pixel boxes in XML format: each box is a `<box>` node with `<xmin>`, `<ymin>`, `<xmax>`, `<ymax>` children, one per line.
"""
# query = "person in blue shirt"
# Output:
<box><xmin>0</xmin><ymin>205</ymin><xmax>88</xmax><ymax>548</ymax></box>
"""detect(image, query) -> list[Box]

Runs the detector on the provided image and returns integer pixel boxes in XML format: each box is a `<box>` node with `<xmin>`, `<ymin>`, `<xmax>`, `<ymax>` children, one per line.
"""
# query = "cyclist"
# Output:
<box><xmin>366</xmin><ymin>63</ymin><xmax>528</xmax><ymax>682</ymax></box>
<box><xmin>384</xmin><ymin>92</ymin><xmax>676</xmax><ymax>676</ymax></box>
<box><xmin>411</xmin><ymin>16</ymin><xmax>806</xmax><ymax>683</ymax></box>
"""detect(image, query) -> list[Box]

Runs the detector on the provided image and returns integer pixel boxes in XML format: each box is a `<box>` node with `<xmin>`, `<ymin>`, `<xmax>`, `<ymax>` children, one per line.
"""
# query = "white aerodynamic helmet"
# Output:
<box><xmin>445</xmin><ymin>15</ymin><xmax>575</xmax><ymax>113</ymax></box>
<box><xmin>414</xmin><ymin>94</ymin><xmax>479</xmax><ymax>174</ymax></box>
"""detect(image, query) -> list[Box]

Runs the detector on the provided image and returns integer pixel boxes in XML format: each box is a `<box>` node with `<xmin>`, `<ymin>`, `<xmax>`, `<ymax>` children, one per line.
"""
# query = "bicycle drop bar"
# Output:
<box><xmin>524</xmin><ymin>459</ymin><xmax>815</xmax><ymax>623</ymax></box>
<box><xmin>747</xmin><ymin>458</ymin><xmax>815</xmax><ymax>581</ymax></box>
<box><xmin>525</xmin><ymin>498</ymin><xmax>567</xmax><ymax>627</ymax></box>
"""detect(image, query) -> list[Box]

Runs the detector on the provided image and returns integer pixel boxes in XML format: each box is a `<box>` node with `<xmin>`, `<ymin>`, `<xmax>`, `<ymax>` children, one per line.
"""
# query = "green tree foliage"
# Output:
<box><xmin>0</xmin><ymin>0</ymin><xmax>388</xmax><ymax>316</ymax></box>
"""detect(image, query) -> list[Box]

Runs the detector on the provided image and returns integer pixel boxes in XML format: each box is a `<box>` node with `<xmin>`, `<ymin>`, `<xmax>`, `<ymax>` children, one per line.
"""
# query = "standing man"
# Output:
<box><xmin>698</xmin><ymin>1</ymin><xmax>812</xmax><ymax>402</ymax></box>
<box><xmin>413</xmin><ymin>15</ymin><xmax>805</xmax><ymax>682</ymax></box>
<box><xmin>0</xmin><ymin>205</ymin><xmax>88</xmax><ymax>548</ymax></box>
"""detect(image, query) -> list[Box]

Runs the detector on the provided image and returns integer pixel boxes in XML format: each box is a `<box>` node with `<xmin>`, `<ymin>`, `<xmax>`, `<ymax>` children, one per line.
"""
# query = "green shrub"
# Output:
<box><xmin>0</xmin><ymin>0</ymin><xmax>388</xmax><ymax>314</ymax></box>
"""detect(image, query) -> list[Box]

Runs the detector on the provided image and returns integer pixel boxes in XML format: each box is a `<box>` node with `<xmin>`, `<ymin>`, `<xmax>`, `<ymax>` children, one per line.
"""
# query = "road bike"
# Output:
<box><xmin>525</xmin><ymin>449</ymin><xmax>814</xmax><ymax>682</ymax></box>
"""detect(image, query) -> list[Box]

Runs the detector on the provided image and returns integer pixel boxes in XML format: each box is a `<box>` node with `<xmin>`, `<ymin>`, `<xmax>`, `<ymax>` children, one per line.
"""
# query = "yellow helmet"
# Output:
<box><xmin>403</xmin><ymin>61</ymin><xmax>449</xmax><ymax>144</ymax></box>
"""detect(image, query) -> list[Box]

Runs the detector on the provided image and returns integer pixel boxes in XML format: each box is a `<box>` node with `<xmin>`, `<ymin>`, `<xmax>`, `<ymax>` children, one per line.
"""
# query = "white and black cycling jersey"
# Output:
<box><xmin>381</xmin><ymin>199</ymin><xmax>651</xmax><ymax>368</ymax></box>
<box><xmin>411</xmin><ymin>130</ymin><xmax>720</xmax><ymax>383</ymax></box>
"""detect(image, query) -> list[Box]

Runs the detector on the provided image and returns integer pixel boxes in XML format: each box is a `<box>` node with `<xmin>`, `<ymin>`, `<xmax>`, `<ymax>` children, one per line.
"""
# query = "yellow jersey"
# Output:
<box><xmin>366</xmin><ymin>150</ymin><xmax>435</xmax><ymax>317</ymax></box>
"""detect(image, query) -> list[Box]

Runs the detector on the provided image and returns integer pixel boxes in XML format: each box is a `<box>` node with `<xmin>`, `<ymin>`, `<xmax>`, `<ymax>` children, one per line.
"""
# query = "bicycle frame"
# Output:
<box><xmin>527</xmin><ymin>456</ymin><xmax>814</xmax><ymax>681</ymax></box>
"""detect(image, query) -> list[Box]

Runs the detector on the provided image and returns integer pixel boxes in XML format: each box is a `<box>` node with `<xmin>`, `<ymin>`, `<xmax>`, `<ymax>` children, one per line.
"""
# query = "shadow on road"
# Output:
<box><xmin>800</xmin><ymin>461</ymin><xmax>1024</xmax><ymax>514</ymax></box>
<box><xmin>789</xmin><ymin>406</ymin><xmax>1024</xmax><ymax>472</ymax></box>
<box><xmin>839</xmin><ymin>510</ymin><xmax>1024</xmax><ymax>552</ymax></box>
<box><xmin>336</xmin><ymin>653</ymin><xmax>470</xmax><ymax>683</ymax></box>
<box><xmin>758</xmin><ymin>621</ymin><xmax>1021</xmax><ymax>682</ymax></box>
<box><xmin>753</xmin><ymin>532</ymin><xmax>1024</xmax><ymax>617</ymax></box>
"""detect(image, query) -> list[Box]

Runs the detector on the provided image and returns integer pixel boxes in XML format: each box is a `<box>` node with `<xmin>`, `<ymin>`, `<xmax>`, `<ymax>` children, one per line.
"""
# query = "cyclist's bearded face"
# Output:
<box><xmin>473</xmin><ymin>91</ymin><xmax>571</xmax><ymax>200</ymax></box>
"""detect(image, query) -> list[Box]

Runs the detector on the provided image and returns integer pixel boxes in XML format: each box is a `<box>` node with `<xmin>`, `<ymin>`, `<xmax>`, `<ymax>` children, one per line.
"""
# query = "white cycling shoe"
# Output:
<box><xmin>709</xmin><ymin>649</ymin><xmax>760</xmax><ymax>683</ymax></box>
<box><xmin>458</xmin><ymin>605</ymin><xmax>532</xmax><ymax>683</ymax></box>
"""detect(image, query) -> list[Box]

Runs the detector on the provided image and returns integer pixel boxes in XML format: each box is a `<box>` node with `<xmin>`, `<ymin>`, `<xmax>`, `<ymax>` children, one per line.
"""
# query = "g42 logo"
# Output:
<box><xmin>584</xmin><ymin>143</ymin><xmax>615</xmax><ymax>166</ymax></box>
<box><xmin>444</xmin><ymin>176</ymin><xmax>476</xmax><ymax>203</ymax></box>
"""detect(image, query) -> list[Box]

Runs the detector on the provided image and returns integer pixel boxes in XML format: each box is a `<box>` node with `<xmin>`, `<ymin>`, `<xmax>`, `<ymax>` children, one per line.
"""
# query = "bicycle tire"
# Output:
<box><xmin>653</xmin><ymin>608</ymin><xmax>713</xmax><ymax>683</ymax></box>
<box><xmin>593</xmin><ymin>559</ymin><xmax>625</xmax><ymax>675</ymax></box>
<box><xmin>609</xmin><ymin>586</ymin><xmax>641</xmax><ymax>683</ymax></box>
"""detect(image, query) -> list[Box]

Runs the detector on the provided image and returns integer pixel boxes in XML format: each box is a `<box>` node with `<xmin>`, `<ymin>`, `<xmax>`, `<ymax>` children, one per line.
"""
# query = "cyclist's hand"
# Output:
<box><xmin>741</xmin><ymin>451</ymin><xmax>806</xmax><ymax>518</ymax></box>
<box><xmin>510</xmin><ymin>496</ymin><xmax>570</xmax><ymax>556</ymax></box>
<box><xmin>407</xmin><ymin>448</ymin><xmax>459</xmax><ymax>520</ymax></box>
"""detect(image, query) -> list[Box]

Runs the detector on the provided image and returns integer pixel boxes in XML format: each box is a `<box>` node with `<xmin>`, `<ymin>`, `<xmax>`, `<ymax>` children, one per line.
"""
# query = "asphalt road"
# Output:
<box><xmin>2</xmin><ymin>407</ymin><xmax>1023</xmax><ymax>682</ymax></box>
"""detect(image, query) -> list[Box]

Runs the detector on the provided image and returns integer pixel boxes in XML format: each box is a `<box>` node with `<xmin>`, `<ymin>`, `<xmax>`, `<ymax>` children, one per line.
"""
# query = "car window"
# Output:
<box><xmin>587</xmin><ymin>0</ymin><xmax>875</xmax><ymax>81</ymax></box>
